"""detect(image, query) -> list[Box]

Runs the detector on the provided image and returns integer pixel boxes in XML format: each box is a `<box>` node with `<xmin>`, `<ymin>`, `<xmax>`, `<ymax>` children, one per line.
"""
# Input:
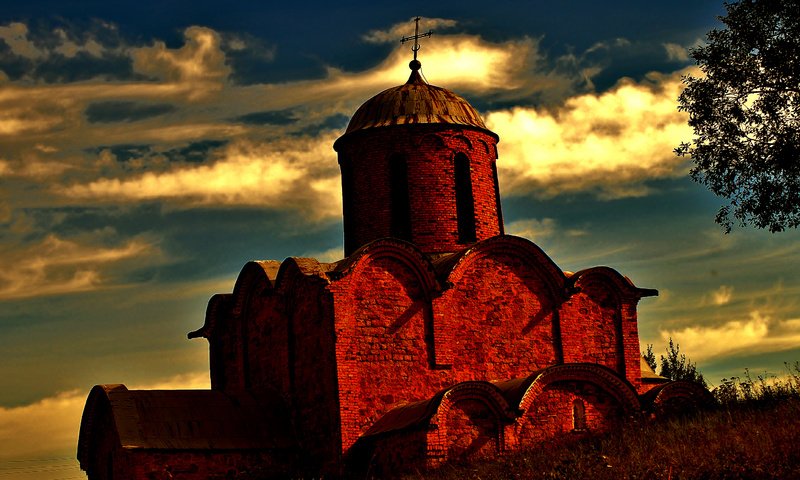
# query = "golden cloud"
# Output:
<box><xmin>362</xmin><ymin>17</ymin><xmax>458</xmax><ymax>44</ymax></box>
<box><xmin>63</xmin><ymin>136</ymin><xmax>343</xmax><ymax>221</ymax></box>
<box><xmin>660</xmin><ymin>311</ymin><xmax>800</xmax><ymax>362</ymax></box>
<box><xmin>489</xmin><ymin>69</ymin><xmax>696</xmax><ymax>199</ymax></box>
<box><xmin>0</xmin><ymin>234</ymin><xmax>161</xmax><ymax>300</ymax></box>
<box><xmin>0</xmin><ymin>371</ymin><xmax>209</xmax><ymax>466</ymax></box>
<box><xmin>131</xmin><ymin>26</ymin><xmax>230</xmax><ymax>97</ymax></box>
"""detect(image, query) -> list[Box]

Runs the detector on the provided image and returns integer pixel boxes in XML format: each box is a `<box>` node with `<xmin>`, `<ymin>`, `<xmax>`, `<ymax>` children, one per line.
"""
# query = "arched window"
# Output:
<box><xmin>454</xmin><ymin>153</ymin><xmax>476</xmax><ymax>242</ymax></box>
<box><xmin>340</xmin><ymin>157</ymin><xmax>356</xmax><ymax>253</ymax></box>
<box><xmin>491</xmin><ymin>159</ymin><xmax>504</xmax><ymax>234</ymax></box>
<box><xmin>572</xmin><ymin>399</ymin><xmax>587</xmax><ymax>431</ymax></box>
<box><xmin>390</xmin><ymin>154</ymin><xmax>412</xmax><ymax>241</ymax></box>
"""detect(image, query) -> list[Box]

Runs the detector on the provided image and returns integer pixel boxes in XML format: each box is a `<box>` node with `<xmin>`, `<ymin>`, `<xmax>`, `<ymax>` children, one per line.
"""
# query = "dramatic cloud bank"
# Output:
<box><xmin>489</xmin><ymin>69</ymin><xmax>695</xmax><ymax>199</ymax></box>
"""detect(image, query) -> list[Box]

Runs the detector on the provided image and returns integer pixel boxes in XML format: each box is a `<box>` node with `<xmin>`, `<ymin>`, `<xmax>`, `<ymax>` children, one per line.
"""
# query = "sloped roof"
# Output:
<box><xmin>79</xmin><ymin>385</ymin><xmax>295</xmax><ymax>457</ymax></box>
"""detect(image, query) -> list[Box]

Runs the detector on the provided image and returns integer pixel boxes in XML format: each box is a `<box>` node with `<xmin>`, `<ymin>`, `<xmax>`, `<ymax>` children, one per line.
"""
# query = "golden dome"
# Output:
<box><xmin>338</xmin><ymin>67</ymin><xmax>494</xmax><ymax>142</ymax></box>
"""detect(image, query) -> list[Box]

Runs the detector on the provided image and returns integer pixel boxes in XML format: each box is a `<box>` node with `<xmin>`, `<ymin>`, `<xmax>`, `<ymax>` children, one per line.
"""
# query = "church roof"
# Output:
<box><xmin>336</xmin><ymin>64</ymin><xmax>495</xmax><ymax>145</ymax></box>
<box><xmin>78</xmin><ymin>384</ymin><xmax>295</xmax><ymax>460</ymax></box>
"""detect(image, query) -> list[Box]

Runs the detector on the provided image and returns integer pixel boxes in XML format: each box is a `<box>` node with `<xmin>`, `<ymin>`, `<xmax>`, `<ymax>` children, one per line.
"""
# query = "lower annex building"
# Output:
<box><xmin>78</xmin><ymin>53</ymin><xmax>712</xmax><ymax>479</ymax></box>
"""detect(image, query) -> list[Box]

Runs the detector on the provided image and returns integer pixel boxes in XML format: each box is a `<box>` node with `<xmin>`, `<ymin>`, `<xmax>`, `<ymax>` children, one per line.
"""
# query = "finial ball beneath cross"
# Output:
<box><xmin>409</xmin><ymin>59</ymin><xmax>421</xmax><ymax>71</ymax></box>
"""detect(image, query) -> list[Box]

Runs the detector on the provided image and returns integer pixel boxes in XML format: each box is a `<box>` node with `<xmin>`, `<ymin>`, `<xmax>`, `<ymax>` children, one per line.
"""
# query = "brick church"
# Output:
<box><xmin>78</xmin><ymin>41</ymin><xmax>711</xmax><ymax>479</ymax></box>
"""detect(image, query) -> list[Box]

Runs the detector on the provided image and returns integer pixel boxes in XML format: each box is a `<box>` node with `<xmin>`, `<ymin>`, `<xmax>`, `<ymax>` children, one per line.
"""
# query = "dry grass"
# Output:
<box><xmin>401</xmin><ymin>363</ymin><xmax>800</xmax><ymax>480</ymax></box>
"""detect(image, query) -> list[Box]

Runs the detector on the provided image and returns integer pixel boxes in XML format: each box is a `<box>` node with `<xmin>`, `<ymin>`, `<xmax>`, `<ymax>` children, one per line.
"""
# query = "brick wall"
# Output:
<box><xmin>436</xmin><ymin>249</ymin><xmax>560</xmax><ymax>380</ymax></box>
<box><xmin>515</xmin><ymin>381</ymin><xmax>624</xmax><ymax>446</ymax></box>
<box><xmin>335</xmin><ymin>125</ymin><xmax>502</xmax><ymax>255</ymax></box>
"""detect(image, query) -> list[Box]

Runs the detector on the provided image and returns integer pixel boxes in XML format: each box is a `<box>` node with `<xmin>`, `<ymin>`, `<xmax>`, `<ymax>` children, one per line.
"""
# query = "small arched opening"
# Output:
<box><xmin>454</xmin><ymin>153</ymin><xmax>476</xmax><ymax>243</ymax></box>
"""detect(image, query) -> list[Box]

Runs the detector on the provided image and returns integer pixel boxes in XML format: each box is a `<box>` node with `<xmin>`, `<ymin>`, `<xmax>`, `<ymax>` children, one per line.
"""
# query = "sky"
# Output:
<box><xmin>2</xmin><ymin>1</ymin><xmax>800</xmax><ymax>478</ymax></box>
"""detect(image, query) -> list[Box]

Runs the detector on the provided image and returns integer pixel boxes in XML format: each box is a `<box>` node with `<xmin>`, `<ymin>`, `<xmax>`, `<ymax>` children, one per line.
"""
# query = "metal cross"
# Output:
<box><xmin>400</xmin><ymin>17</ymin><xmax>433</xmax><ymax>61</ymax></box>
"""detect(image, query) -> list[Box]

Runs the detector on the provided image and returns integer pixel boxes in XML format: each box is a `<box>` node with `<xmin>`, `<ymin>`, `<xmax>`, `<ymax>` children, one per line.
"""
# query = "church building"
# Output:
<box><xmin>78</xmin><ymin>33</ymin><xmax>712</xmax><ymax>480</ymax></box>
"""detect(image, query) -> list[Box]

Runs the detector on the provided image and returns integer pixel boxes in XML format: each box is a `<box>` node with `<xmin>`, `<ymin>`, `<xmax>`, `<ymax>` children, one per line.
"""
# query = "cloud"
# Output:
<box><xmin>0</xmin><ymin>371</ymin><xmax>208</xmax><ymax>463</ymax></box>
<box><xmin>489</xmin><ymin>69</ymin><xmax>695</xmax><ymax>199</ymax></box>
<box><xmin>663</xmin><ymin>42</ymin><xmax>690</xmax><ymax>62</ymax></box>
<box><xmin>62</xmin><ymin>136</ymin><xmax>343</xmax><ymax>220</ymax></box>
<box><xmin>84</xmin><ymin>101</ymin><xmax>177</xmax><ymax>123</ymax></box>
<box><xmin>131</xmin><ymin>26</ymin><xmax>230</xmax><ymax>95</ymax></box>
<box><xmin>660</xmin><ymin>311</ymin><xmax>800</xmax><ymax>362</ymax></box>
<box><xmin>363</xmin><ymin>17</ymin><xmax>458</xmax><ymax>44</ymax></box>
<box><xmin>711</xmin><ymin>285</ymin><xmax>734</xmax><ymax>306</ymax></box>
<box><xmin>0</xmin><ymin>22</ymin><xmax>43</xmax><ymax>59</ymax></box>
<box><xmin>0</xmin><ymin>233</ymin><xmax>162</xmax><ymax>300</ymax></box>
<box><xmin>506</xmin><ymin>218</ymin><xmax>557</xmax><ymax>242</ymax></box>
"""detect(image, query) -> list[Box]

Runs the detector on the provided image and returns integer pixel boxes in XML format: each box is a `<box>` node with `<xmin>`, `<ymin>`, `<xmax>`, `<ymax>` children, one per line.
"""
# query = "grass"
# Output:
<box><xmin>400</xmin><ymin>363</ymin><xmax>800</xmax><ymax>480</ymax></box>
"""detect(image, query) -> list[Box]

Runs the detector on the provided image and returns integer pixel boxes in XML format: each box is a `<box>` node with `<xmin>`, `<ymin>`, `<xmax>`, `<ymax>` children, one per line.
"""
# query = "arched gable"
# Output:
<box><xmin>442</xmin><ymin>235</ymin><xmax>566</xmax><ymax>297</ymax></box>
<box><xmin>231</xmin><ymin>260</ymin><xmax>281</xmax><ymax>318</ymax></box>
<box><xmin>433</xmin><ymin>235</ymin><xmax>568</xmax><ymax>374</ymax></box>
<box><xmin>642</xmin><ymin>380</ymin><xmax>715</xmax><ymax>417</ymax></box>
<box><xmin>569</xmin><ymin>266</ymin><xmax>657</xmax><ymax>301</ymax></box>
<box><xmin>333</xmin><ymin>238</ymin><xmax>439</xmax><ymax>298</ymax></box>
<box><xmin>78</xmin><ymin>385</ymin><xmax>125</xmax><ymax>469</ymax></box>
<box><xmin>510</xmin><ymin>364</ymin><xmax>640</xmax><ymax>446</ymax></box>
<box><xmin>518</xmin><ymin>363</ymin><xmax>641</xmax><ymax>413</ymax></box>
<box><xmin>188</xmin><ymin>293</ymin><xmax>232</xmax><ymax>340</ymax></box>
<box><xmin>432</xmin><ymin>381</ymin><xmax>517</xmax><ymax>424</ymax></box>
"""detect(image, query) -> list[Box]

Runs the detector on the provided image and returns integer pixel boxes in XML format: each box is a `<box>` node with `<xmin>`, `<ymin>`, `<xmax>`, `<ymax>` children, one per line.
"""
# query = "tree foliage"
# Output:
<box><xmin>676</xmin><ymin>0</ymin><xmax>800</xmax><ymax>232</ymax></box>
<box><xmin>659</xmin><ymin>338</ymin><xmax>707</xmax><ymax>387</ymax></box>
<box><xmin>643</xmin><ymin>344</ymin><xmax>658</xmax><ymax>371</ymax></box>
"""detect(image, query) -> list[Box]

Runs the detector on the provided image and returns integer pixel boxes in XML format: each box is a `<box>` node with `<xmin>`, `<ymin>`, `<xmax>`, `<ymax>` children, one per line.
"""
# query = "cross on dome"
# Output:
<box><xmin>400</xmin><ymin>16</ymin><xmax>432</xmax><ymax>71</ymax></box>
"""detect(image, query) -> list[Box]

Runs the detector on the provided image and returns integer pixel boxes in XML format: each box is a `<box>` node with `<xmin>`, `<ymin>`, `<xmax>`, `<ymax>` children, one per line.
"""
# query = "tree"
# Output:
<box><xmin>643</xmin><ymin>344</ymin><xmax>658</xmax><ymax>371</ymax></box>
<box><xmin>659</xmin><ymin>338</ymin><xmax>707</xmax><ymax>387</ymax></box>
<box><xmin>676</xmin><ymin>0</ymin><xmax>800</xmax><ymax>232</ymax></box>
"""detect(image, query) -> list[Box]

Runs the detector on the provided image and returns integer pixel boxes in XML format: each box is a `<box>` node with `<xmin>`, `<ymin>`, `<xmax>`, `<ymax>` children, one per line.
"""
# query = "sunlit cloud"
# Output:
<box><xmin>489</xmin><ymin>68</ymin><xmax>696</xmax><ymax>199</ymax></box>
<box><xmin>0</xmin><ymin>234</ymin><xmax>162</xmax><ymax>300</ymax></box>
<box><xmin>506</xmin><ymin>218</ymin><xmax>557</xmax><ymax>242</ymax></box>
<box><xmin>0</xmin><ymin>22</ymin><xmax>43</xmax><ymax>59</ymax></box>
<box><xmin>661</xmin><ymin>311</ymin><xmax>800</xmax><ymax>362</ymax></box>
<box><xmin>62</xmin><ymin>136</ymin><xmax>343</xmax><ymax>220</ymax></box>
<box><xmin>362</xmin><ymin>17</ymin><xmax>458</xmax><ymax>44</ymax></box>
<box><xmin>131</xmin><ymin>26</ymin><xmax>230</xmax><ymax>97</ymax></box>
<box><xmin>0</xmin><ymin>371</ymin><xmax>208</xmax><ymax>462</ymax></box>
<box><xmin>663</xmin><ymin>42</ymin><xmax>690</xmax><ymax>62</ymax></box>
<box><xmin>711</xmin><ymin>285</ymin><xmax>734</xmax><ymax>306</ymax></box>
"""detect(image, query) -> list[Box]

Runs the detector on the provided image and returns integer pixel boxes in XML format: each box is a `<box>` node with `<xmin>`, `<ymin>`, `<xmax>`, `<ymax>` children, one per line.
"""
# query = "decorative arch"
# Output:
<box><xmin>230</xmin><ymin>260</ymin><xmax>281</xmax><ymax>318</ymax></box>
<box><xmin>518</xmin><ymin>363</ymin><xmax>641</xmax><ymax>413</ymax></box>
<box><xmin>476</xmin><ymin>138</ymin><xmax>491</xmax><ymax>155</ymax></box>
<box><xmin>643</xmin><ymin>381</ymin><xmax>715</xmax><ymax>418</ymax></box>
<box><xmin>443</xmin><ymin>235</ymin><xmax>567</xmax><ymax>299</ymax></box>
<box><xmin>334</xmin><ymin>238</ymin><xmax>440</xmax><ymax>299</ymax></box>
<box><xmin>449</xmin><ymin>134</ymin><xmax>474</xmax><ymax>151</ymax></box>
<box><xmin>435</xmin><ymin>235</ymin><xmax>569</xmax><ymax>370</ymax></box>
<box><xmin>415</xmin><ymin>132</ymin><xmax>446</xmax><ymax>149</ymax></box>
<box><xmin>429</xmin><ymin>381</ymin><xmax>516</xmax><ymax>461</ymax></box>
<box><xmin>569</xmin><ymin>266</ymin><xmax>657</xmax><ymax>301</ymax></box>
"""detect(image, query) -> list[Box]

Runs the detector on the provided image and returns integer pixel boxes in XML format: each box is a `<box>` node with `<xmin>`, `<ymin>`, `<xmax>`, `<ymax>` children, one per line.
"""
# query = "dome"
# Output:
<box><xmin>338</xmin><ymin>68</ymin><xmax>495</xmax><ymax>141</ymax></box>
